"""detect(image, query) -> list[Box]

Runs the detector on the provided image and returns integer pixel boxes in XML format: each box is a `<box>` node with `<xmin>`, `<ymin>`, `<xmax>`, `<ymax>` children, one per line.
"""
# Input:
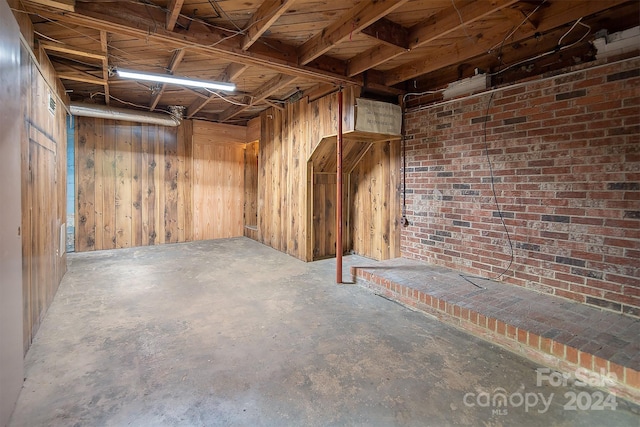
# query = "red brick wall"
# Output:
<box><xmin>401</xmin><ymin>57</ymin><xmax>640</xmax><ymax>317</ymax></box>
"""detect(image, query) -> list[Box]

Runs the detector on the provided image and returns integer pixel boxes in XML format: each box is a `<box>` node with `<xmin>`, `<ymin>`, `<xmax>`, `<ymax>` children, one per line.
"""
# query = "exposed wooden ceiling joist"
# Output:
<box><xmin>297</xmin><ymin>0</ymin><xmax>410</xmax><ymax>65</ymax></box>
<box><xmin>186</xmin><ymin>93</ymin><xmax>215</xmax><ymax>119</ymax></box>
<box><xmin>218</xmin><ymin>73</ymin><xmax>297</xmax><ymax>122</ymax></box>
<box><xmin>24</xmin><ymin>0</ymin><xmax>74</xmax><ymax>12</ymax></box>
<box><xmin>347</xmin><ymin>0</ymin><xmax>520</xmax><ymax>77</ymax></box>
<box><xmin>57</xmin><ymin>73</ymin><xmax>105</xmax><ymax>85</ymax></box>
<box><xmin>99</xmin><ymin>30</ymin><xmax>109</xmax><ymax>105</ymax></box>
<box><xmin>384</xmin><ymin>0</ymin><xmax>629</xmax><ymax>86</ymax></box>
<box><xmin>165</xmin><ymin>0</ymin><xmax>185</xmax><ymax>32</ymax></box>
<box><xmin>501</xmin><ymin>5</ymin><xmax>538</xmax><ymax>32</ymax></box>
<box><xmin>241</xmin><ymin>0</ymin><xmax>297</xmax><ymax>51</ymax></box>
<box><xmin>149</xmin><ymin>48</ymin><xmax>186</xmax><ymax>111</ymax></box>
<box><xmin>360</xmin><ymin>18</ymin><xmax>409</xmax><ymax>50</ymax></box>
<box><xmin>53</xmin><ymin>60</ymin><xmax>105</xmax><ymax>85</ymax></box>
<box><xmin>220</xmin><ymin>63</ymin><xmax>249</xmax><ymax>82</ymax></box>
<box><xmin>38</xmin><ymin>39</ymin><xmax>106</xmax><ymax>61</ymax></box>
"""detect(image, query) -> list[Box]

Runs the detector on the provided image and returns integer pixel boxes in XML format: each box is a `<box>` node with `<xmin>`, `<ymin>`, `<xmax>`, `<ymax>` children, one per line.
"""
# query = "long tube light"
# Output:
<box><xmin>116</xmin><ymin>68</ymin><xmax>236</xmax><ymax>92</ymax></box>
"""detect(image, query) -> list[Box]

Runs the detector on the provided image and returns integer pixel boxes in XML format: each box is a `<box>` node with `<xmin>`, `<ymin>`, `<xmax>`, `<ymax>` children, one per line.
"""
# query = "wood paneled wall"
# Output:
<box><xmin>257</xmin><ymin>88</ymin><xmax>355</xmax><ymax>261</ymax></box>
<box><xmin>75</xmin><ymin>119</ymin><xmax>251</xmax><ymax>250</ymax></box>
<box><xmin>192</xmin><ymin>140</ymin><xmax>245</xmax><ymax>240</ymax></box>
<box><xmin>75</xmin><ymin>87</ymin><xmax>400</xmax><ymax>263</ymax></box>
<box><xmin>191</xmin><ymin>120</ymin><xmax>246</xmax><ymax>241</ymax></box>
<box><xmin>350</xmin><ymin>141</ymin><xmax>401</xmax><ymax>260</ymax></box>
<box><xmin>244</xmin><ymin>141</ymin><xmax>259</xmax><ymax>240</ymax></box>
<box><xmin>258</xmin><ymin>86</ymin><xmax>400</xmax><ymax>261</ymax></box>
<box><xmin>76</xmin><ymin>118</ymin><xmax>193</xmax><ymax>251</ymax></box>
<box><xmin>20</xmin><ymin>34</ymin><xmax>68</xmax><ymax>353</ymax></box>
<box><xmin>258</xmin><ymin>102</ymin><xmax>308</xmax><ymax>258</ymax></box>
<box><xmin>311</xmin><ymin>173</ymin><xmax>350</xmax><ymax>260</ymax></box>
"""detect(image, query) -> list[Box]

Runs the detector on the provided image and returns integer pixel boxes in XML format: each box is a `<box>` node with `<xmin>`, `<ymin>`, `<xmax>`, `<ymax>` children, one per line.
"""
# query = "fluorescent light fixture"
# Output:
<box><xmin>116</xmin><ymin>68</ymin><xmax>236</xmax><ymax>92</ymax></box>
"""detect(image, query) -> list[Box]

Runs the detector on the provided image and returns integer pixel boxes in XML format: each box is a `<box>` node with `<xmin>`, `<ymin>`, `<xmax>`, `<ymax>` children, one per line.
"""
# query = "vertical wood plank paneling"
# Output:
<box><xmin>75</xmin><ymin>118</ymin><xmax>95</xmax><ymax>251</ymax></box>
<box><xmin>297</xmin><ymin>101</ymin><xmax>309</xmax><ymax>258</ymax></box>
<box><xmin>190</xmin><ymin>119</ymin><xmax>248</xmax><ymax>241</ymax></box>
<box><xmin>350</xmin><ymin>140</ymin><xmax>401</xmax><ymax>260</ymax></box>
<box><xmin>131</xmin><ymin>123</ymin><xmax>143</xmax><ymax>247</ymax></box>
<box><xmin>389</xmin><ymin>139</ymin><xmax>401</xmax><ymax>257</ymax></box>
<box><xmin>149</xmin><ymin>125</ymin><xmax>160</xmax><ymax>246</ymax></box>
<box><xmin>164</xmin><ymin>127</ymin><xmax>179</xmax><ymax>243</ymax></box>
<box><xmin>154</xmin><ymin>126</ymin><xmax>164</xmax><ymax>244</ymax></box>
<box><xmin>76</xmin><ymin>118</ymin><xmax>194</xmax><ymax>251</ymax></box>
<box><xmin>93</xmin><ymin>119</ymin><xmax>104</xmax><ymax>250</ymax></box>
<box><xmin>101</xmin><ymin>121</ymin><xmax>117</xmax><ymax>249</ymax></box>
<box><xmin>192</xmin><ymin>141</ymin><xmax>203</xmax><ymax>239</ymax></box>
<box><xmin>213</xmin><ymin>144</ymin><xmax>224</xmax><ymax>238</ymax></box>
<box><xmin>190</xmin><ymin>121</ymin><xmax>246</xmax><ymax>242</ymax></box>
<box><xmin>20</xmin><ymin>42</ymin><xmax>67</xmax><ymax>354</ymax></box>
<box><xmin>139</xmin><ymin>125</ymin><xmax>149</xmax><ymax>245</ymax></box>
<box><xmin>176</xmin><ymin>121</ymin><xmax>193</xmax><ymax>242</ymax></box>
<box><xmin>257</xmin><ymin>86</ymin><xmax>366</xmax><ymax>261</ymax></box>
<box><xmin>115</xmin><ymin>122</ymin><xmax>132</xmax><ymax>248</ymax></box>
<box><xmin>311</xmin><ymin>173</ymin><xmax>350</xmax><ymax>260</ymax></box>
<box><xmin>244</xmin><ymin>141</ymin><xmax>259</xmax><ymax>240</ymax></box>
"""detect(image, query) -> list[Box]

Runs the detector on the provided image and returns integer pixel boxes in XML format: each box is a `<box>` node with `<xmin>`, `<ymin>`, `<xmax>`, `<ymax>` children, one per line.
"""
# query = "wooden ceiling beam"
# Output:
<box><xmin>219</xmin><ymin>74</ymin><xmax>297</xmax><ymax>122</ymax></box>
<box><xmin>262</xmin><ymin>99</ymin><xmax>285</xmax><ymax>111</ymax></box>
<box><xmin>297</xmin><ymin>0</ymin><xmax>409</xmax><ymax>65</ymax></box>
<box><xmin>184</xmin><ymin>87</ymin><xmax>209</xmax><ymax>99</ymax></box>
<box><xmin>38</xmin><ymin>40</ymin><xmax>106</xmax><ymax>61</ymax></box>
<box><xmin>29</xmin><ymin>2</ymin><xmax>359</xmax><ymax>87</ymax></box>
<box><xmin>99</xmin><ymin>30</ymin><xmax>110</xmax><ymax>105</ymax></box>
<box><xmin>57</xmin><ymin>73</ymin><xmax>105</xmax><ymax>85</ymax></box>
<box><xmin>303</xmin><ymin>83</ymin><xmax>338</xmax><ymax>102</ymax></box>
<box><xmin>53</xmin><ymin>60</ymin><xmax>106</xmax><ymax>85</ymax></box>
<box><xmin>384</xmin><ymin>0</ymin><xmax>629</xmax><ymax>86</ymax></box>
<box><xmin>149</xmin><ymin>48</ymin><xmax>186</xmax><ymax>111</ymax></box>
<box><xmin>360</xmin><ymin>18</ymin><xmax>409</xmax><ymax>49</ymax></box>
<box><xmin>241</xmin><ymin>0</ymin><xmax>297</xmax><ymax>51</ymax></box>
<box><xmin>347</xmin><ymin>0</ymin><xmax>519</xmax><ymax>77</ymax></box>
<box><xmin>186</xmin><ymin>95</ymin><xmax>215</xmax><ymax>119</ymax></box>
<box><xmin>409</xmin><ymin>0</ymin><xmax>521</xmax><ymax>50</ymax></box>
<box><xmin>501</xmin><ymin>6</ymin><xmax>537</xmax><ymax>33</ymax></box>
<box><xmin>184</xmin><ymin>62</ymin><xmax>247</xmax><ymax>118</ymax></box>
<box><xmin>219</xmin><ymin>63</ymin><xmax>249</xmax><ymax>82</ymax></box>
<box><xmin>23</xmin><ymin>0</ymin><xmax>74</xmax><ymax>12</ymax></box>
<box><xmin>166</xmin><ymin>0</ymin><xmax>184</xmax><ymax>31</ymax></box>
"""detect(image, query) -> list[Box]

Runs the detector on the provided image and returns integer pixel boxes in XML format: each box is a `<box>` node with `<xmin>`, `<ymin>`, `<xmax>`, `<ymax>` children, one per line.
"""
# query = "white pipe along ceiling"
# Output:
<box><xmin>69</xmin><ymin>102</ymin><xmax>182</xmax><ymax>127</ymax></box>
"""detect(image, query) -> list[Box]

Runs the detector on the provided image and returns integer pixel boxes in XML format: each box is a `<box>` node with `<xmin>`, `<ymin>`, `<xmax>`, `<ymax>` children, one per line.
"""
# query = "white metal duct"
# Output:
<box><xmin>69</xmin><ymin>102</ymin><xmax>181</xmax><ymax>127</ymax></box>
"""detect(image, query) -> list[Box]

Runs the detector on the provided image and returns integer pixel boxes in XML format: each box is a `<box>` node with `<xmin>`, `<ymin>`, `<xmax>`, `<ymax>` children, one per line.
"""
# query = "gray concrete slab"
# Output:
<box><xmin>8</xmin><ymin>238</ymin><xmax>640</xmax><ymax>426</ymax></box>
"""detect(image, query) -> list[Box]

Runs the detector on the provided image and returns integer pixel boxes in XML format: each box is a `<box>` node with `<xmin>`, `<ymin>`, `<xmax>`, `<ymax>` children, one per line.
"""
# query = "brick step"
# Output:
<box><xmin>350</xmin><ymin>258</ymin><xmax>640</xmax><ymax>404</ymax></box>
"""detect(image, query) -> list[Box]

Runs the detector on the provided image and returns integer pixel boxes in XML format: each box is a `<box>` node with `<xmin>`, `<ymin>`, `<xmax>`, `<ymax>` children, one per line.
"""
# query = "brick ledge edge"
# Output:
<box><xmin>351</xmin><ymin>266</ymin><xmax>640</xmax><ymax>405</ymax></box>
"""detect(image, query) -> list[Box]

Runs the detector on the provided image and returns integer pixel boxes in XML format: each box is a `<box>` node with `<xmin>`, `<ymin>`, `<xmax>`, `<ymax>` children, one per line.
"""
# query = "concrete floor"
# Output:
<box><xmin>9</xmin><ymin>238</ymin><xmax>639</xmax><ymax>426</ymax></box>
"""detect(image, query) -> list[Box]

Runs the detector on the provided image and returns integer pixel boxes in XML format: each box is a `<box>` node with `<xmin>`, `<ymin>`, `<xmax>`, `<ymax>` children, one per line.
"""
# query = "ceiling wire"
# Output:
<box><xmin>209</xmin><ymin>0</ymin><xmax>243</xmax><ymax>32</ymax></box>
<box><xmin>490</xmin><ymin>19</ymin><xmax>591</xmax><ymax>77</ymax></box>
<box><xmin>451</xmin><ymin>0</ymin><xmax>476</xmax><ymax>46</ymax></box>
<box><xmin>91</xmin><ymin>91</ymin><xmax>166</xmax><ymax>111</ymax></box>
<box><xmin>203</xmin><ymin>89</ymin><xmax>251</xmax><ymax>106</ymax></box>
<box><xmin>488</xmin><ymin>0</ymin><xmax>547</xmax><ymax>54</ymax></box>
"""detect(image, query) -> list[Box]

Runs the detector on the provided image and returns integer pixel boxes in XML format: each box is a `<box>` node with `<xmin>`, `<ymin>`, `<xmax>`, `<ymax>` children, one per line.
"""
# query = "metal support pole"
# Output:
<box><xmin>336</xmin><ymin>88</ymin><xmax>343</xmax><ymax>284</ymax></box>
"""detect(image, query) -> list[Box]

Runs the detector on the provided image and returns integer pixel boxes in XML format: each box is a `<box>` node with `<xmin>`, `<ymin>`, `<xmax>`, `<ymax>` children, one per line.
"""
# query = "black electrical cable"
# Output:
<box><xmin>401</xmin><ymin>103</ymin><xmax>407</xmax><ymax>223</ymax></box>
<box><xmin>482</xmin><ymin>90</ymin><xmax>514</xmax><ymax>281</ymax></box>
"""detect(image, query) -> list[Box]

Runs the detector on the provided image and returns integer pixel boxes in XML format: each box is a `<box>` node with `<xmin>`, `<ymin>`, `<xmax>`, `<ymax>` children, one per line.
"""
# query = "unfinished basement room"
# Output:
<box><xmin>1</xmin><ymin>0</ymin><xmax>639</xmax><ymax>425</ymax></box>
